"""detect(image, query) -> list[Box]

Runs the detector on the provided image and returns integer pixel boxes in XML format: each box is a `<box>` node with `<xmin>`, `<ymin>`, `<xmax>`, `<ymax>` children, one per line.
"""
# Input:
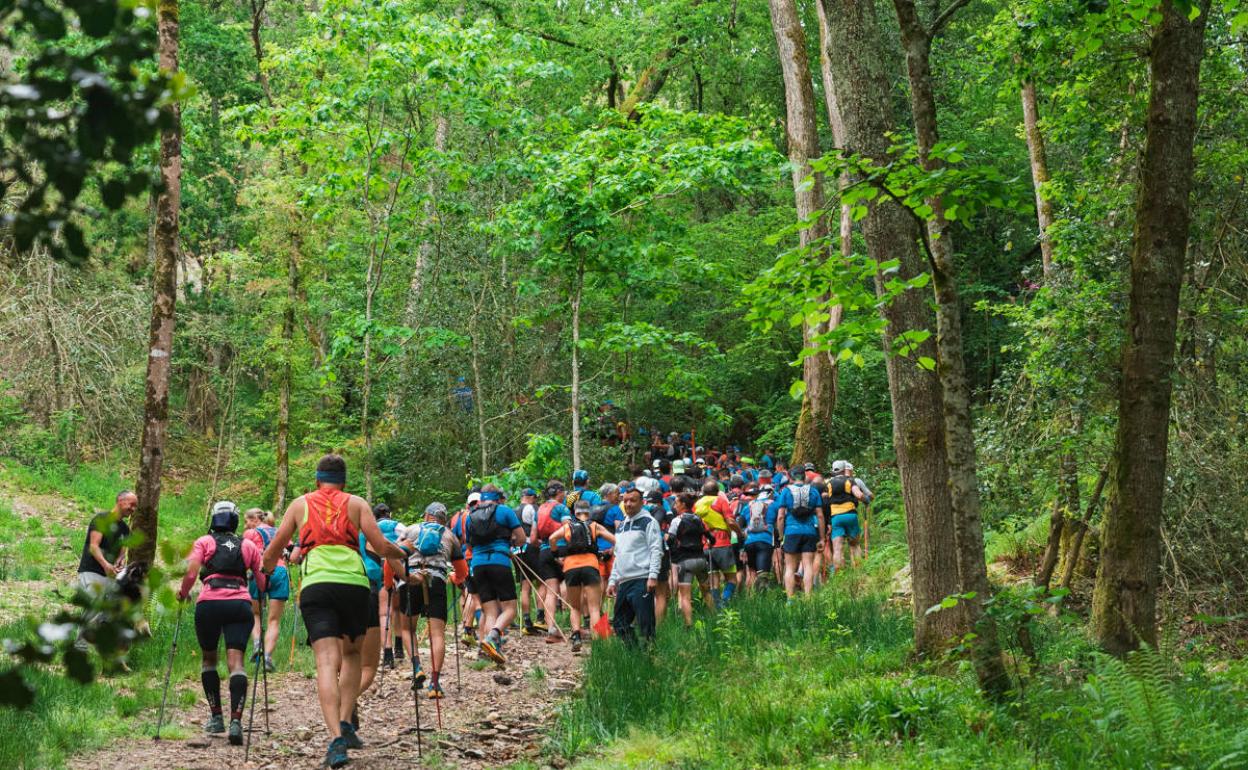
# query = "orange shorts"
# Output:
<box><xmin>598</xmin><ymin>555</ymin><xmax>614</xmax><ymax>580</ymax></box>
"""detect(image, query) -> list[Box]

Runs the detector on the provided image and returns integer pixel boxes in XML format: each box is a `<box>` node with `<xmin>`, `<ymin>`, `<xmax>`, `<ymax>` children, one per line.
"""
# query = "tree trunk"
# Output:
<box><xmin>1020</xmin><ymin>77</ymin><xmax>1054</xmax><ymax>281</ymax></box>
<box><xmin>1093</xmin><ymin>0</ymin><xmax>1208</xmax><ymax>655</ymax></box>
<box><xmin>362</xmin><ymin>245</ymin><xmax>376</xmax><ymax>502</ymax></box>
<box><xmin>470</xmin><ymin>283</ymin><xmax>489</xmax><ymax>476</ymax></box>
<box><xmin>818</xmin><ymin>0</ymin><xmax>964</xmax><ymax>658</ymax></box>
<box><xmin>404</xmin><ymin>115</ymin><xmax>449</xmax><ymax>327</ymax></box>
<box><xmin>132</xmin><ymin>0</ymin><xmax>181</xmax><ymax>570</ymax></box>
<box><xmin>892</xmin><ymin>0</ymin><xmax>1008</xmax><ymax>696</ymax></box>
<box><xmin>275</xmin><ymin>237</ymin><xmax>298</xmax><ymax>512</ymax></box>
<box><xmin>767</xmin><ymin>0</ymin><xmax>835</xmax><ymax>468</ymax></box>
<box><xmin>1061</xmin><ymin>462</ymin><xmax>1110</xmax><ymax>590</ymax></box>
<box><xmin>570</xmin><ymin>257</ymin><xmax>585</xmax><ymax>470</ymax></box>
<box><xmin>248</xmin><ymin>0</ymin><xmax>273</xmax><ymax>106</ymax></box>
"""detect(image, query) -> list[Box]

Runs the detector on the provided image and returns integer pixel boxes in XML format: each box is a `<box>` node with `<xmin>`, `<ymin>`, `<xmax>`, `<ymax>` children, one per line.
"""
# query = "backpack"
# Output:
<box><xmin>416</xmin><ymin>523</ymin><xmax>446</xmax><ymax>556</ymax></box>
<box><xmin>746</xmin><ymin>500</ymin><xmax>770</xmax><ymax>534</ymax></box>
<box><xmin>788</xmin><ymin>483</ymin><xmax>816</xmax><ymax>520</ymax></box>
<box><xmin>467</xmin><ymin>502</ymin><xmax>507</xmax><ymax>547</ymax></box>
<box><xmin>255</xmin><ymin>524</ymin><xmax>276</xmax><ymax>548</ymax></box>
<box><xmin>672</xmin><ymin>513</ymin><xmax>707</xmax><ymax>560</ymax></box>
<box><xmin>589</xmin><ymin>504</ymin><xmax>610</xmax><ymax>527</ymax></box>
<box><xmin>566</xmin><ymin>518</ymin><xmax>595</xmax><ymax>555</ymax></box>
<box><xmin>201</xmin><ymin>533</ymin><xmax>247</xmax><ymax>588</ymax></box>
<box><xmin>378</xmin><ymin>518</ymin><xmax>400</xmax><ymax>543</ymax></box>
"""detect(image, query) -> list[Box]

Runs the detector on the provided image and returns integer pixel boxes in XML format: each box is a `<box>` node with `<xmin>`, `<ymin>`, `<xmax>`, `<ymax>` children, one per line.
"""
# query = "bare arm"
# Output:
<box><xmin>594</xmin><ymin>524</ymin><xmax>617</xmax><ymax>546</ymax></box>
<box><xmin>263</xmin><ymin>497</ymin><xmax>303</xmax><ymax>574</ymax></box>
<box><xmin>87</xmin><ymin>529</ymin><xmax>115</xmax><ymax>576</ymax></box>
<box><xmin>548</xmin><ymin>524</ymin><xmax>567</xmax><ymax>548</ymax></box>
<box><xmin>509</xmin><ymin>526</ymin><xmax>525</xmax><ymax>547</ymax></box>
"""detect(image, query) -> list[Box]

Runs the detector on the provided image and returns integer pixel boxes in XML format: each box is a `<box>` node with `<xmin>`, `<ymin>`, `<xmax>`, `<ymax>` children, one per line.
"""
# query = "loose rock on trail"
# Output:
<box><xmin>73</xmin><ymin>630</ymin><xmax>582</xmax><ymax>769</ymax></box>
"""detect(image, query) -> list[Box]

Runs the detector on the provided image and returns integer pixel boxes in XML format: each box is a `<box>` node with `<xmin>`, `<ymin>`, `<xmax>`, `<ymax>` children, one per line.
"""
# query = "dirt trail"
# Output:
<box><xmin>73</xmin><ymin>631</ymin><xmax>582</xmax><ymax>770</ymax></box>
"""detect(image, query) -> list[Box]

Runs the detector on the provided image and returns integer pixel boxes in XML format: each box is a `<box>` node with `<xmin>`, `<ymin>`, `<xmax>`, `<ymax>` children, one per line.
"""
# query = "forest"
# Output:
<box><xmin>2</xmin><ymin>0</ymin><xmax>1247</xmax><ymax>767</ymax></box>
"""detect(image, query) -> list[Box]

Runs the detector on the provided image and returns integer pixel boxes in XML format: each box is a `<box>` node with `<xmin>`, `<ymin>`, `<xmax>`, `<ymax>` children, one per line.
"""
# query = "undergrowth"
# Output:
<box><xmin>558</xmin><ymin>581</ymin><xmax>1248</xmax><ymax>769</ymax></box>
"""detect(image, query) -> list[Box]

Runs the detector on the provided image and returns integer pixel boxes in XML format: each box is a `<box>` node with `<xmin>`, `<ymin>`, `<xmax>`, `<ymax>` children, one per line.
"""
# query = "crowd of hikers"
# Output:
<box><xmin>76</xmin><ymin>441</ymin><xmax>873</xmax><ymax>768</ymax></box>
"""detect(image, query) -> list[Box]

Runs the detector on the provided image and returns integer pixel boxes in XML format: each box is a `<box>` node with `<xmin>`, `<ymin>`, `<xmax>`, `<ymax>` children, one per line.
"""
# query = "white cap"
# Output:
<box><xmin>467</xmin><ymin>492</ymin><xmax>482</xmax><ymax>505</ymax></box>
<box><xmin>832</xmin><ymin>460</ymin><xmax>853</xmax><ymax>473</ymax></box>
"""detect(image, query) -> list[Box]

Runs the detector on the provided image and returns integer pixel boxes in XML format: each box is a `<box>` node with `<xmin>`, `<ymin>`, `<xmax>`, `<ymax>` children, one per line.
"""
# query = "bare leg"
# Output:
<box><xmin>264</xmin><ymin>599</ymin><xmax>285</xmax><ymax>656</ymax></box>
<box><xmin>784</xmin><ymin>552</ymin><xmax>799</xmax><ymax>597</ymax></box>
<box><xmin>480</xmin><ymin>599</ymin><xmax>499</xmax><ymax>636</ymax></box>
<box><xmin>541</xmin><ymin>578</ymin><xmax>560</xmax><ymax>628</ymax></box>
<box><xmin>336</xmin><ymin>634</ymin><xmax>363</xmax><ymax>725</ymax></box>
<box><xmin>428</xmin><ymin>618</ymin><xmax>446</xmax><ymax>673</ymax></box>
<box><xmin>493</xmin><ymin>600</ymin><xmax>516</xmax><ymax>634</ymax></box>
<box><xmin>565</xmin><ymin>586</ymin><xmax>583</xmax><ymax>635</ymax></box>
<box><xmin>800</xmin><ymin>552</ymin><xmax>816</xmax><ymax>595</ymax></box>
<box><xmin>584</xmin><ymin>583</ymin><xmax>603</xmax><ymax>636</ymax></box>
<box><xmin>250</xmin><ymin>599</ymin><xmax>262</xmax><ymax>650</ymax></box>
<box><xmin>310</xmin><ymin>637</ymin><xmax>344</xmax><ymax>737</ymax></box>
<box><xmin>832</xmin><ymin>537</ymin><xmax>847</xmax><ymax>573</ymax></box>
<box><xmin>678</xmin><ymin>584</ymin><xmax>693</xmax><ymax>626</ymax></box>
<box><xmin>358</xmin><ymin>626</ymin><xmax>380</xmax><ymax>694</ymax></box>
<box><xmin>654</xmin><ymin>581</ymin><xmax>669</xmax><ymax>625</ymax></box>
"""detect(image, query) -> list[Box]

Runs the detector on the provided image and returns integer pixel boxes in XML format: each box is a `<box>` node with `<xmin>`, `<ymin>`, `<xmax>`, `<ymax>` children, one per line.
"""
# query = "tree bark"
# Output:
<box><xmin>248</xmin><ymin>0</ymin><xmax>273</xmax><ymax>106</ymax></box>
<box><xmin>892</xmin><ymin>0</ymin><xmax>1008</xmax><ymax>696</ymax></box>
<box><xmin>818</xmin><ymin>0</ymin><xmax>963</xmax><ymax>658</ymax></box>
<box><xmin>1020</xmin><ymin>77</ymin><xmax>1054</xmax><ymax>281</ymax></box>
<box><xmin>404</xmin><ymin>115</ymin><xmax>449</xmax><ymax>327</ymax></box>
<box><xmin>767</xmin><ymin>0</ymin><xmax>835</xmax><ymax>468</ymax></box>
<box><xmin>570</xmin><ymin>256</ymin><xmax>585</xmax><ymax>471</ymax></box>
<box><xmin>275</xmin><ymin>236</ymin><xmax>298</xmax><ymax>512</ymax></box>
<box><xmin>1093</xmin><ymin>0</ymin><xmax>1208</xmax><ymax>655</ymax></box>
<box><xmin>1061</xmin><ymin>462</ymin><xmax>1110</xmax><ymax>590</ymax></box>
<box><xmin>470</xmin><ymin>282</ymin><xmax>489</xmax><ymax>476</ymax></box>
<box><xmin>132</xmin><ymin>0</ymin><xmax>181</xmax><ymax>569</ymax></box>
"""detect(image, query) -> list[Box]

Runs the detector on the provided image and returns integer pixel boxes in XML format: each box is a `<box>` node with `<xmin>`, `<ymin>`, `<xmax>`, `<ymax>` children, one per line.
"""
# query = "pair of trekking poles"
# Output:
<box><xmin>153</xmin><ymin>598</ymin><xmax>271</xmax><ymax>764</ymax></box>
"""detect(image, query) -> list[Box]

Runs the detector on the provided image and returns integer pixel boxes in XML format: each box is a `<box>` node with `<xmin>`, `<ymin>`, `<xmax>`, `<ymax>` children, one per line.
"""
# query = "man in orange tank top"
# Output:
<box><xmin>262</xmin><ymin>454</ymin><xmax>405</xmax><ymax>769</ymax></box>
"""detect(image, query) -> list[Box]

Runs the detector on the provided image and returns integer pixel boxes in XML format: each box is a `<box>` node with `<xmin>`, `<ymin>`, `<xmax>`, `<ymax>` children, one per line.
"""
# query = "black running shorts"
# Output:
<box><xmin>537</xmin><ymin>548</ymin><xmax>564</xmax><ymax>582</ymax></box>
<box><xmin>564</xmin><ymin>565</ymin><xmax>600</xmax><ymax>588</ymax></box>
<box><xmin>194</xmin><ymin>599</ymin><xmax>253</xmax><ymax>652</ymax></box>
<box><xmin>401</xmin><ymin>576</ymin><xmax>448</xmax><ymax>622</ymax></box>
<box><xmin>473</xmin><ymin>564</ymin><xmax>517</xmax><ymax>604</ymax></box>
<box><xmin>367</xmin><ymin>587</ymin><xmax>380</xmax><ymax>629</ymax></box>
<box><xmin>300</xmin><ymin>582</ymin><xmax>371</xmax><ymax>643</ymax></box>
<box><xmin>513</xmin><ymin>544</ymin><xmax>541</xmax><ymax>583</ymax></box>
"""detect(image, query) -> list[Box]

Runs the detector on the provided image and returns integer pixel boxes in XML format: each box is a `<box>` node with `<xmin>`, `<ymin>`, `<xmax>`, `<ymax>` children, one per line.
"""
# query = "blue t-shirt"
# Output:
<box><xmin>762</xmin><ymin>455</ymin><xmax>775</xmax><ymax>471</ymax></box>
<box><xmin>574</xmin><ymin>487</ymin><xmax>603</xmax><ymax>507</ymax></box>
<box><xmin>777</xmin><ymin>484</ymin><xmax>823</xmax><ymax>536</ymax></box>
<box><xmin>358</xmin><ymin>533</ymin><xmax>383</xmax><ymax>589</ymax></box>
<box><xmin>600</xmin><ymin>504</ymin><xmax>624</xmax><ymax>551</ymax></box>
<box><xmin>469</xmin><ymin>504</ymin><xmax>522</xmax><ymax>569</ymax></box>
<box><xmin>742</xmin><ymin>499</ymin><xmax>778</xmax><ymax>547</ymax></box>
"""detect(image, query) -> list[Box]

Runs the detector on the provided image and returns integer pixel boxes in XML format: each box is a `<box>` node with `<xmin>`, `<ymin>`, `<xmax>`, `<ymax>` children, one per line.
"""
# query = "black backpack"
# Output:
<box><xmin>566</xmin><ymin>518</ymin><xmax>595</xmax><ymax>556</ymax></box>
<box><xmin>788</xmin><ymin>484</ymin><xmax>816</xmax><ymax>520</ymax></box>
<box><xmin>467</xmin><ymin>502</ymin><xmax>508</xmax><ymax>547</ymax></box>
<box><xmin>672</xmin><ymin>513</ymin><xmax>707</xmax><ymax>560</ymax></box>
<box><xmin>589</xmin><ymin>503</ymin><xmax>610</xmax><ymax>526</ymax></box>
<box><xmin>201</xmin><ymin>533</ymin><xmax>247</xmax><ymax>588</ymax></box>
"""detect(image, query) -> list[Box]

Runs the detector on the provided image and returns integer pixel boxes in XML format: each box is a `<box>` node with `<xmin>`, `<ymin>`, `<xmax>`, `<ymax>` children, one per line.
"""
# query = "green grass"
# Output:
<box><xmin>557</xmin><ymin>577</ymin><xmax>1248</xmax><ymax>769</ymax></box>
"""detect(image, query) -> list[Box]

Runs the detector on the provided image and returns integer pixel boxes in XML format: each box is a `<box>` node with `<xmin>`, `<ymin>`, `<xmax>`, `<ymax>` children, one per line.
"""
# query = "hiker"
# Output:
<box><xmin>695</xmin><ymin>480</ymin><xmax>744</xmax><ymax>605</ymax></box>
<box><xmin>740</xmin><ymin>484</ymin><xmax>776</xmax><ymax>591</ymax></box>
<box><xmin>777</xmin><ymin>471</ymin><xmax>825</xmax><ymax>597</ymax></box>
<box><xmin>77</xmin><ymin>490</ymin><xmax>135</xmax><ymax>596</ymax></box>
<box><xmin>243</xmin><ymin>508</ymin><xmax>288</xmax><ymax>673</ymax></box>
<box><xmin>399</xmin><ymin>502</ymin><xmax>467</xmax><ymax>699</ymax></box>
<box><xmin>666</xmin><ymin>493</ymin><xmax>714</xmax><ymax>626</ymax></box>
<box><xmin>261</xmin><ymin>454</ymin><xmax>405</xmax><ymax>769</ymax></box>
<box><xmin>449</xmin><ymin>492</ymin><xmax>482</xmax><ymax>645</ymax></box>
<box><xmin>567</xmin><ymin>469</ymin><xmax>602</xmax><ymax>508</ymax></box>
<box><xmin>513</xmin><ymin>488</ymin><xmax>543</xmax><ymax>636</ymax></box>
<box><xmin>548</xmin><ymin>498</ymin><xmax>615</xmax><ymax>652</ymax></box>
<box><xmin>373</xmin><ymin>503</ymin><xmax>403</xmax><ymax>667</ymax></box>
<box><xmin>532</xmin><ymin>483</ymin><xmax>570</xmax><ymax>644</ymax></box>
<box><xmin>350</xmin><ymin>506</ymin><xmax>397</xmax><ymax>731</ymax></box>
<box><xmin>464</xmin><ymin>483</ymin><xmax>525</xmax><ymax>664</ymax></box>
<box><xmin>607</xmin><ymin>485</ymin><xmax>663</xmax><ymax>644</ymax></box>
<box><xmin>595</xmin><ymin>483</ymin><xmax>624</xmax><ymax>584</ymax></box>
<box><xmin>827</xmin><ymin>460</ymin><xmax>872</xmax><ymax>573</ymax></box>
<box><xmin>177</xmin><ymin>501</ymin><xmax>267</xmax><ymax>745</ymax></box>
<box><xmin>643</xmin><ymin>489</ymin><xmax>675</xmax><ymax>622</ymax></box>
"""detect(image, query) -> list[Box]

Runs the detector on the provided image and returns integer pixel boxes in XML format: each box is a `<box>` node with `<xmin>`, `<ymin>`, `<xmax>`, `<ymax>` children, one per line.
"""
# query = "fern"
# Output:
<box><xmin>1088</xmin><ymin>644</ymin><xmax>1184</xmax><ymax>767</ymax></box>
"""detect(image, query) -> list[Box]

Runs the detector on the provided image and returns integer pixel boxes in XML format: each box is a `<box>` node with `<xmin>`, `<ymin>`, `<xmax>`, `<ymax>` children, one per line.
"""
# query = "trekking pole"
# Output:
<box><xmin>450</xmin><ymin>580</ymin><xmax>462</xmax><ymax>692</ymax></box>
<box><xmin>510</xmin><ymin>552</ymin><xmax>568</xmax><ymax>639</ymax></box>
<box><xmin>153</xmin><ymin>603</ymin><xmax>184</xmax><ymax>740</ymax></box>
<box><xmin>245</xmin><ymin>596</ymin><xmax>266</xmax><ymax>761</ymax></box>
<box><xmin>405</xmin><ymin>581</ymin><xmax>423</xmax><ymax>759</ymax></box>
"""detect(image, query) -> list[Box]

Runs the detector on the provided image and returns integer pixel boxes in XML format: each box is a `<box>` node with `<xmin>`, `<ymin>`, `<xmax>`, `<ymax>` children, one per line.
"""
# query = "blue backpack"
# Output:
<box><xmin>378</xmin><ymin>518</ymin><xmax>400</xmax><ymax>543</ymax></box>
<box><xmin>416</xmin><ymin>523</ymin><xmax>446</xmax><ymax>557</ymax></box>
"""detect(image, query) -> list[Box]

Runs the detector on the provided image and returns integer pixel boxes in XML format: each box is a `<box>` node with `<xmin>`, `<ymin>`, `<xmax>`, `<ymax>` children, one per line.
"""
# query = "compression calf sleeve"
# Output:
<box><xmin>201</xmin><ymin>666</ymin><xmax>222</xmax><ymax>714</ymax></box>
<box><xmin>229</xmin><ymin>670</ymin><xmax>248</xmax><ymax>720</ymax></box>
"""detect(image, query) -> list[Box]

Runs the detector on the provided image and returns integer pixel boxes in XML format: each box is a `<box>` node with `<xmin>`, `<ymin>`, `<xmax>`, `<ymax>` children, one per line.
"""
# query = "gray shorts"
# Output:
<box><xmin>709</xmin><ymin>546</ymin><xmax>737</xmax><ymax>574</ymax></box>
<box><xmin>676</xmin><ymin>558</ymin><xmax>709</xmax><ymax>585</ymax></box>
<box><xmin>78</xmin><ymin>571</ymin><xmax>116</xmax><ymax>596</ymax></box>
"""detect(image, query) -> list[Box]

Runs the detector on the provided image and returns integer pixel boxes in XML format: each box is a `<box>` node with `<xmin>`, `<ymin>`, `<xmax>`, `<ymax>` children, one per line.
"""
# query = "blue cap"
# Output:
<box><xmin>573</xmin><ymin>469</ymin><xmax>589</xmax><ymax>485</ymax></box>
<box><xmin>521</xmin><ymin>487</ymin><xmax>537</xmax><ymax>497</ymax></box>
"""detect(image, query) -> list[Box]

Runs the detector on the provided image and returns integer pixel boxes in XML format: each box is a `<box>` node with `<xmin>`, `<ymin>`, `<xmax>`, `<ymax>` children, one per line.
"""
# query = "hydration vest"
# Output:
<box><xmin>828</xmin><ymin>475</ymin><xmax>858</xmax><ymax>514</ymax></box>
<box><xmin>298</xmin><ymin>487</ymin><xmax>358</xmax><ymax>553</ymax></box>
<box><xmin>467</xmin><ymin>502</ymin><xmax>508</xmax><ymax>547</ymax></box>
<box><xmin>670</xmin><ymin>513</ymin><xmax>707</xmax><ymax>562</ymax></box>
<box><xmin>565</xmin><ymin>518</ymin><xmax>595</xmax><ymax>556</ymax></box>
<box><xmin>746</xmin><ymin>500</ymin><xmax>770</xmax><ymax>534</ymax></box>
<box><xmin>788</xmin><ymin>483</ymin><xmax>817</xmax><ymax>521</ymax></box>
<box><xmin>201</xmin><ymin>533</ymin><xmax>247</xmax><ymax>589</ymax></box>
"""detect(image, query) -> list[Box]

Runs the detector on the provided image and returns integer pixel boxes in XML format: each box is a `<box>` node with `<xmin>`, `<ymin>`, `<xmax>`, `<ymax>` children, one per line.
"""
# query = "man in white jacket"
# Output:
<box><xmin>606</xmin><ymin>483</ymin><xmax>664</xmax><ymax>644</ymax></box>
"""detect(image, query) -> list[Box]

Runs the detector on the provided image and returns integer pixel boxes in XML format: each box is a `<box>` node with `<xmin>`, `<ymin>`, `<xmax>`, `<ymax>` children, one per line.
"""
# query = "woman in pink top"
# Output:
<box><xmin>177</xmin><ymin>501</ymin><xmax>267</xmax><ymax>746</ymax></box>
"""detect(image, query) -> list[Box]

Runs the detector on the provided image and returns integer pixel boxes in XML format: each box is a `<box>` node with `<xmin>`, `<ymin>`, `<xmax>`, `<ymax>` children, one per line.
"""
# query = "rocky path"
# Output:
<box><xmin>73</xmin><ymin>630</ymin><xmax>583</xmax><ymax>769</ymax></box>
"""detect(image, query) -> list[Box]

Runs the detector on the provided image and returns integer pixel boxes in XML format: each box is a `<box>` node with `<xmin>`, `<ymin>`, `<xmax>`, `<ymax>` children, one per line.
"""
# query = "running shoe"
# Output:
<box><xmin>570</xmin><ymin>631</ymin><xmax>583</xmax><ymax>653</ymax></box>
<box><xmin>461</xmin><ymin>626</ymin><xmax>477</xmax><ymax>646</ymax></box>
<box><xmin>394</xmin><ymin>643</ymin><xmax>406</xmax><ymax>662</ymax></box>
<box><xmin>205</xmin><ymin>713</ymin><xmax>225</xmax><ymax>734</ymax></box>
<box><xmin>325</xmin><ymin>736</ymin><xmax>350</xmax><ymax>768</ymax></box>
<box><xmin>382</xmin><ymin>648</ymin><xmax>395</xmax><ymax>669</ymax></box>
<box><xmin>227</xmin><ymin>719</ymin><xmax>243</xmax><ymax>746</ymax></box>
<box><xmin>544</xmin><ymin>631</ymin><xmax>561</xmax><ymax>645</ymax></box>
<box><xmin>427</xmin><ymin>682</ymin><xmax>445</xmax><ymax>699</ymax></box>
<box><xmin>264</xmin><ymin>655</ymin><xmax>276</xmax><ymax>673</ymax></box>
<box><xmin>523</xmin><ymin>623</ymin><xmax>540</xmax><ymax>637</ymax></box>
<box><xmin>339</xmin><ymin>720</ymin><xmax>364</xmax><ymax>749</ymax></box>
<box><xmin>411</xmin><ymin>664</ymin><xmax>427</xmax><ymax>691</ymax></box>
<box><xmin>532</xmin><ymin>620</ymin><xmax>549</xmax><ymax>632</ymax></box>
<box><xmin>480</xmin><ymin>633</ymin><xmax>507</xmax><ymax>665</ymax></box>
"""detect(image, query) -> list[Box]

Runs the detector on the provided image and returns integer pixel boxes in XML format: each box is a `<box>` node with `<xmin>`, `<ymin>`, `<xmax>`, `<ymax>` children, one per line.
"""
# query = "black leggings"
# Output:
<box><xmin>195</xmin><ymin>599</ymin><xmax>253</xmax><ymax>651</ymax></box>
